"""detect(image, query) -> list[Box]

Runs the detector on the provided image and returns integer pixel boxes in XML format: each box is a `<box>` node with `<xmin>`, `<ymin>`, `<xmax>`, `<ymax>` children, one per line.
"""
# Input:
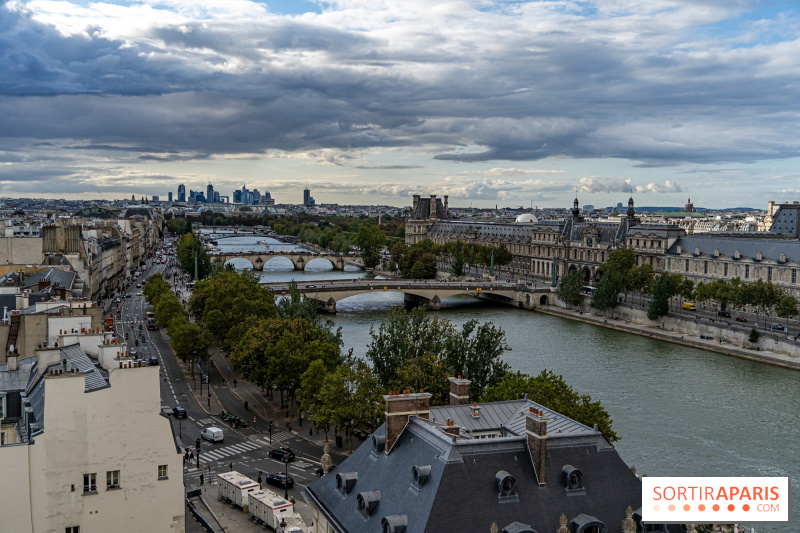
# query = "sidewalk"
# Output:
<box><xmin>536</xmin><ymin>305</ymin><xmax>800</xmax><ymax>371</ymax></box>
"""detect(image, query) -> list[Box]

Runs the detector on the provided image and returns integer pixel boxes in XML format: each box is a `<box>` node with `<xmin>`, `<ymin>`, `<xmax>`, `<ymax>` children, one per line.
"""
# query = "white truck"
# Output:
<box><xmin>217</xmin><ymin>471</ymin><xmax>260</xmax><ymax>509</ymax></box>
<box><xmin>248</xmin><ymin>488</ymin><xmax>308</xmax><ymax>532</ymax></box>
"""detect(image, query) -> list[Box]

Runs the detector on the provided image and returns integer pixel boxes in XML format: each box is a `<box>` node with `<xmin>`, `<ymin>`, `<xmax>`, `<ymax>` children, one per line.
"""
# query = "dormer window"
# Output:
<box><xmin>495</xmin><ymin>471</ymin><xmax>518</xmax><ymax>502</ymax></box>
<box><xmin>412</xmin><ymin>465</ymin><xmax>430</xmax><ymax>490</ymax></box>
<box><xmin>357</xmin><ymin>490</ymin><xmax>381</xmax><ymax>518</ymax></box>
<box><xmin>382</xmin><ymin>514</ymin><xmax>408</xmax><ymax>533</ymax></box>
<box><xmin>371</xmin><ymin>434</ymin><xmax>386</xmax><ymax>456</ymax></box>
<box><xmin>335</xmin><ymin>472</ymin><xmax>357</xmax><ymax>496</ymax></box>
<box><xmin>562</xmin><ymin>465</ymin><xmax>584</xmax><ymax>492</ymax></box>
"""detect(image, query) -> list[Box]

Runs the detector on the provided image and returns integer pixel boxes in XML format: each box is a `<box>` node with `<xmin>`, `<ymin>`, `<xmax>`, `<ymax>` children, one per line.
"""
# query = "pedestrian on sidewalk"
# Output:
<box><xmin>200</xmin><ymin>473</ymin><xmax>204</xmax><ymax>486</ymax></box>
<box><xmin>229</xmin><ymin>462</ymin><xmax>233</xmax><ymax>472</ymax></box>
<box><xmin>233</xmin><ymin>379</ymin><xmax>237</xmax><ymax>387</ymax></box>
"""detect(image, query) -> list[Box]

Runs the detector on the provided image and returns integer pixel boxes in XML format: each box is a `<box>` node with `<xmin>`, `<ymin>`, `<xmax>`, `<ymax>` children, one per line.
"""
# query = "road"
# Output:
<box><xmin>108</xmin><ymin>242</ymin><xmax>341</xmax><ymax>506</ymax></box>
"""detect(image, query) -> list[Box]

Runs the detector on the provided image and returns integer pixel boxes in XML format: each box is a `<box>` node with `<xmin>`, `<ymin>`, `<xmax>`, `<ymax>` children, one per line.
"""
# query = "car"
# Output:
<box><xmin>201</xmin><ymin>427</ymin><xmax>224</xmax><ymax>442</ymax></box>
<box><xmin>305</xmin><ymin>284</ymin><xmax>317</xmax><ymax>288</ymax></box>
<box><xmin>114</xmin><ymin>297</ymin><xmax>121</xmax><ymax>303</ymax></box>
<box><xmin>173</xmin><ymin>406</ymin><xmax>187</xmax><ymax>419</ymax></box>
<box><xmin>736</xmin><ymin>316</ymin><xmax>747</xmax><ymax>323</ymax></box>
<box><xmin>148</xmin><ymin>356</ymin><xmax>159</xmax><ymax>366</ymax></box>
<box><xmin>265</xmin><ymin>472</ymin><xmax>294</xmax><ymax>489</ymax></box>
<box><xmin>136</xmin><ymin>283</ymin><xmax>142</xmax><ymax>288</ymax></box>
<box><xmin>771</xmin><ymin>323</ymin><xmax>785</xmax><ymax>330</ymax></box>
<box><xmin>268</xmin><ymin>447</ymin><xmax>295</xmax><ymax>462</ymax></box>
<box><xmin>717</xmin><ymin>311</ymin><xmax>731</xmax><ymax>318</ymax></box>
<box><xmin>315</xmin><ymin>463</ymin><xmax>337</xmax><ymax>477</ymax></box>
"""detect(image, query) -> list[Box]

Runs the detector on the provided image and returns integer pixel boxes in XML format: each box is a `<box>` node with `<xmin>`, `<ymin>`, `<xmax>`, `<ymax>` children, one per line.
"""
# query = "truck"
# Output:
<box><xmin>146</xmin><ymin>311</ymin><xmax>158</xmax><ymax>330</ymax></box>
<box><xmin>248</xmin><ymin>488</ymin><xmax>307</xmax><ymax>532</ymax></box>
<box><xmin>217</xmin><ymin>471</ymin><xmax>260</xmax><ymax>509</ymax></box>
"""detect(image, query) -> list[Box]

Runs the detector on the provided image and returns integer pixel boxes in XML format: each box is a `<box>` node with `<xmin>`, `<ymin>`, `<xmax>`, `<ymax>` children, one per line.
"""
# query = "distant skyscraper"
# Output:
<box><xmin>178</xmin><ymin>184</ymin><xmax>186</xmax><ymax>202</ymax></box>
<box><xmin>207</xmin><ymin>183</ymin><xmax>215</xmax><ymax>203</ymax></box>
<box><xmin>233</xmin><ymin>190</ymin><xmax>242</xmax><ymax>203</ymax></box>
<box><xmin>303</xmin><ymin>188</ymin><xmax>315</xmax><ymax>206</ymax></box>
<box><xmin>168</xmin><ymin>192</ymin><xmax>173</xmax><ymax>202</ymax></box>
<box><xmin>152</xmin><ymin>195</ymin><xmax>159</xmax><ymax>202</ymax></box>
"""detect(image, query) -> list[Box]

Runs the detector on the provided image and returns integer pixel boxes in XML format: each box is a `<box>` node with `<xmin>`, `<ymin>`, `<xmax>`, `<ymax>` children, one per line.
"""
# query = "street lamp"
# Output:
<box><xmin>283</xmin><ymin>454</ymin><xmax>289</xmax><ymax>500</ymax></box>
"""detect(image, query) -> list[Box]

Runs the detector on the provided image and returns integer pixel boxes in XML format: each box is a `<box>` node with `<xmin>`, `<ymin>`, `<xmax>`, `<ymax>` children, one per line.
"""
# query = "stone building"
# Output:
<box><xmin>405</xmin><ymin>194</ymin><xmax>450</xmax><ymax>245</ymax></box>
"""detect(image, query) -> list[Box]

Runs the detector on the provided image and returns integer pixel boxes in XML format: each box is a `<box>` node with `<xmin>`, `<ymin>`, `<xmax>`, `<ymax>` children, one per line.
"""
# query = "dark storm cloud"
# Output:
<box><xmin>2</xmin><ymin>0</ymin><xmax>800</xmax><ymax>182</ymax></box>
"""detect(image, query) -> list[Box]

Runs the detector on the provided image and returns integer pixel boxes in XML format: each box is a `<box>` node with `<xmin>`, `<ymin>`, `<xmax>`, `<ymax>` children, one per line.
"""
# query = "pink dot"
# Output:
<box><xmin>728</xmin><ymin>504</ymin><xmax>735</xmax><ymax>512</ymax></box>
<box><xmin>743</xmin><ymin>504</ymin><xmax>750</xmax><ymax>512</ymax></box>
<box><xmin>713</xmin><ymin>504</ymin><xmax>720</xmax><ymax>512</ymax></box>
<box><xmin>683</xmin><ymin>504</ymin><xmax>691</xmax><ymax>511</ymax></box>
<box><xmin>653</xmin><ymin>505</ymin><xmax>661</xmax><ymax>512</ymax></box>
<box><xmin>698</xmin><ymin>504</ymin><xmax>706</xmax><ymax>512</ymax></box>
<box><xmin>668</xmin><ymin>504</ymin><xmax>675</xmax><ymax>512</ymax></box>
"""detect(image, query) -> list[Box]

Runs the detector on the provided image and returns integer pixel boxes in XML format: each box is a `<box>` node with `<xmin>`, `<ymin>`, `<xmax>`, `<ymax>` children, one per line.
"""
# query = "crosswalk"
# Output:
<box><xmin>199</xmin><ymin>441</ymin><xmax>261</xmax><ymax>463</ymax></box>
<box><xmin>185</xmin><ymin>466</ymin><xmax>217</xmax><ymax>486</ymax></box>
<box><xmin>260</xmin><ymin>430</ymin><xmax>292</xmax><ymax>444</ymax></box>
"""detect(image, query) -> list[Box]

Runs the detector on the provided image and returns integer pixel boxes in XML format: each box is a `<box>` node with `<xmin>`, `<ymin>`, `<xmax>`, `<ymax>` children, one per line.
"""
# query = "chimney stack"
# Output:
<box><xmin>383</xmin><ymin>390</ymin><xmax>432</xmax><ymax>454</ymax></box>
<box><xmin>412</xmin><ymin>195</ymin><xmax>420</xmax><ymax>218</ymax></box>
<box><xmin>429</xmin><ymin>194</ymin><xmax>438</xmax><ymax>220</ymax></box>
<box><xmin>442</xmin><ymin>419</ymin><xmax>460</xmax><ymax>437</ymax></box>
<box><xmin>525</xmin><ymin>407</ymin><xmax>549</xmax><ymax>485</ymax></box>
<box><xmin>448</xmin><ymin>376</ymin><xmax>471</xmax><ymax>405</ymax></box>
<box><xmin>7</xmin><ymin>347</ymin><xmax>18</xmax><ymax>371</ymax></box>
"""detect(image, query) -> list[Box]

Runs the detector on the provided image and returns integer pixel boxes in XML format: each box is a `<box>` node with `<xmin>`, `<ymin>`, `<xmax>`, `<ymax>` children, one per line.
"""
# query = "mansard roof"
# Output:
<box><xmin>667</xmin><ymin>234</ymin><xmax>800</xmax><ymax>263</ymax></box>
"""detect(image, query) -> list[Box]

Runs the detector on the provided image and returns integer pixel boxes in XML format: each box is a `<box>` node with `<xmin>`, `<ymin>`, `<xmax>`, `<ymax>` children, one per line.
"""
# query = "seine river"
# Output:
<box><xmin>215</xmin><ymin>234</ymin><xmax>799</xmax><ymax>531</ymax></box>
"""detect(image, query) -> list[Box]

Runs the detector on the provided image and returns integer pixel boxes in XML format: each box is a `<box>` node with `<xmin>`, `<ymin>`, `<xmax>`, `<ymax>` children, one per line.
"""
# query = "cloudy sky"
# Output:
<box><xmin>2</xmin><ymin>0</ymin><xmax>799</xmax><ymax>208</ymax></box>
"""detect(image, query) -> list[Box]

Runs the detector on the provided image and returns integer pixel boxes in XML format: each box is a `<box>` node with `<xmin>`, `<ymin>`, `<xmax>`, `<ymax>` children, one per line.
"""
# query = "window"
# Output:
<box><xmin>704</xmin><ymin>261</ymin><xmax>708</xmax><ymax>274</ymax></box>
<box><xmin>768</xmin><ymin>267</ymin><xmax>773</xmax><ymax>281</ymax></box>
<box><xmin>66</xmin><ymin>527</ymin><xmax>80</xmax><ymax>533</ymax></box>
<box><xmin>158</xmin><ymin>465</ymin><xmax>168</xmax><ymax>479</ymax></box>
<box><xmin>685</xmin><ymin>259</ymin><xmax>689</xmax><ymax>272</ymax></box>
<box><xmin>793</xmin><ymin>269</ymin><xmax>797</xmax><ymax>284</ymax></box>
<box><xmin>745</xmin><ymin>265</ymin><xmax>750</xmax><ymax>279</ymax></box>
<box><xmin>724</xmin><ymin>263</ymin><xmax>728</xmax><ymax>277</ymax></box>
<box><xmin>106</xmin><ymin>470</ymin><xmax>120</xmax><ymax>490</ymax></box>
<box><xmin>83</xmin><ymin>473</ymin><xmax>97</xmax><ymax>493</ymax></box>
<box><xmin>0</xmin><ymin>393</ymin><xmax>5</xmax><ymax>419</ymax></box>
<box><xmin>1</xmin><ymin>432</ymin><xmax>5</xmax><ymax>446</ymax></box>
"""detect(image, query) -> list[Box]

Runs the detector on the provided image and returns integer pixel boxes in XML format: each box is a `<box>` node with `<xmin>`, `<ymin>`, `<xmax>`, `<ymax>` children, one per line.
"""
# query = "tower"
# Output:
<box><xmin>571</xmin><ymin>193</ymin><xmax>580</xmax><ymax>220</ymax></box>
<box><xmin>627</xmin><ymin>196</ymin><xmax>635</xmax><ymax>218</ymax></box>
<box><xmin>206</xmin><ymin>182</ymin><xmax>214</xmax><ymax>204</ymax></box>
<box><xmin>178</xmin><ymin>184</ymin><xmax>186</xmax><ymax>202</ymax></box>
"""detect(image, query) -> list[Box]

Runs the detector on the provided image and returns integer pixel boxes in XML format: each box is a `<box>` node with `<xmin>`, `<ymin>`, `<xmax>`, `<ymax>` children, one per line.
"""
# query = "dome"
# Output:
<box><xmin>514</xmin><ymin>213</ymin><xmax>538</xmax><ymax>223</ymax></box>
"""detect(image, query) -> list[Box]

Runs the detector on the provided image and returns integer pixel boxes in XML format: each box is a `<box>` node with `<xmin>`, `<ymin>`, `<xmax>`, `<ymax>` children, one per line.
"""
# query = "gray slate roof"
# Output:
<box><xmin>22</xmin><ymin>268</ymin><xmax>76</xmax><ymax>291</ymax></box>
<box><xmin>55</xmin><ymin>344</ymin><xmax>109</xmax><ymax>393</ymax></box>
<box><xmin>0</xmin><ymin>358</ymin><xmax>36</xmax><ymax>392</ymax></box>
<box><xmin>667</xmin><ymin>234</ymin><xmax>800</xmax><ymax>262</ymax></box>
<box><xmin>306</xmin><ymin>400</ymin><xmax>640</xmax><ymax>533</ymax></box>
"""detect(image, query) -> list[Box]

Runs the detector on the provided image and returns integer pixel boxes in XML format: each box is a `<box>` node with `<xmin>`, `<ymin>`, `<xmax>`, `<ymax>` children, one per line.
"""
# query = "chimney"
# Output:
<box><xmin>412</xmin><ymin>195</ymin><xmax>420</xmax><ymax>218</ymax></box>
<box><xmin>443</xmin><ymin>195</ymin><xmax>449</xmax><ymax>216</ymax></box>
<box><xmin>470</xmin><ymin>401</ymin><xmax>481</xmax><ymax>419</ymax></box>
<box><xmin>448</xmin><ymin>376</ymin><xmax>471</xmax><ymax>405</ymax></box>
<box><xmin>38</xmin><ymin>279</ymin><xmax>51</xmax><ymax>292</ymax></box>
<box><xmin>383</xmin><ymin>390</ymin><xmax>432</xmax><ymax>454</ymax></box>
<box><xmin>7</xmin><ymin>348</ymin><xmax>18</xmax><ymax>371</ymax></box>
<box><xmin>429</xmin><ymin>194</ymin><xmax>438</xmax><ymax>220</ymax></box>
<box><xmin>442</xmin><ymin>419</ymin><xmax>460</xmax><ymax>437</ymax></box>
<box><xmin>525</xmin><ymin>407</ymin><xmax>549</xmax><ymax>485</ymax></box>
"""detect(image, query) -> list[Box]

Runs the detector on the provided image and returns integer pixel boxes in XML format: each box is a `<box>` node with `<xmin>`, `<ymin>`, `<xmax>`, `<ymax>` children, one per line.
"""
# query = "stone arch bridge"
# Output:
<box><xmin>211</xmin><ymin>252</ymin><xmax>365</xmax><ymax>271</ymax></box>
<box><xmin>262</xmin><ymin>280</ymin><xmax>555</xmax><ymax>312</ymax></box>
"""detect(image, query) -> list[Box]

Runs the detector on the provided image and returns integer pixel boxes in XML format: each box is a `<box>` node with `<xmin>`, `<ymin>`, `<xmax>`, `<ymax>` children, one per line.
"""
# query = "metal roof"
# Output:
<box><xmin>667</xmin><ymin>234</ymin><xmax>800</xmax><ymax>262</ymax></box>
<box><xmin>0</xmin><ymin>358</ymin><xmax>36</xmax><ymax>392</ymax></box>
<box><xmin>54</xmin><ymin>344</ymin><xmax>109</xmax><ymax>393</ymax></box>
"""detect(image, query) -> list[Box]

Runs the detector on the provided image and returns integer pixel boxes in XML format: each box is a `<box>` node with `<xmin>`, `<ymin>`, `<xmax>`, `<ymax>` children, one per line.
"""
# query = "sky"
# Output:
<box><xmin>2</xmin><ymin>0</ymin><xmax>800</xmax><ymax>209</ymax></box>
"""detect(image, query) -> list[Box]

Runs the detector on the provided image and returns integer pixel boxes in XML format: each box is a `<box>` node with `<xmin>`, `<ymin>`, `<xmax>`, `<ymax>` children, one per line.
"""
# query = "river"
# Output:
<box><xmin>212</xmin><ymin>233</ymin><xmax>800</xmax><ymax>531</ymax></box>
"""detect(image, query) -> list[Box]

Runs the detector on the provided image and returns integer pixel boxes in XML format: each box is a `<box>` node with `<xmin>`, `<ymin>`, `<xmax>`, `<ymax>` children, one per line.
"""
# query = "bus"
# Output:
<box><xmin>146</xmin><ymin>311</ymin><xmax>158</xmax><ymax>330</ymax></box>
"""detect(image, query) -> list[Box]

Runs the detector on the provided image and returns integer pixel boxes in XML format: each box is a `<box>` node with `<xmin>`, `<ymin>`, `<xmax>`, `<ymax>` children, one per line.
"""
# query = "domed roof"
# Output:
<box><xmin>514</xmin><ymin>213</ymin><xmax>538</xmax><ymax>223</ymax></box>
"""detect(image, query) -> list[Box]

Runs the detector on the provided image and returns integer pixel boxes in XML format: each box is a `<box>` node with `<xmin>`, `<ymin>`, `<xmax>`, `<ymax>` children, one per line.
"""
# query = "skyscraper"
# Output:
<box><xmin>168</xmin><ymin>192</ymin><xmax>173</xmax><ymax>202</ymax></box>
<box><xmin>303</xmin><ymin>188</ymin><xmax>315</xmax><ymax>206</ymax></box>
<box><xmin>207</xmin><ymin>183</ymin><xmax>215</xmax><ymax>203</ymax></box>
<box><xmin>178</xmin><ymin>184</ymin><xmax>186</xmax><ymax>202</ymax></box>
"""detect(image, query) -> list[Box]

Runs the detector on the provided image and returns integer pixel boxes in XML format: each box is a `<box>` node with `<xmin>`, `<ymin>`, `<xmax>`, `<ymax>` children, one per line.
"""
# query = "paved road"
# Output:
<box><xmin>111</xmin><ymin>243</ymin><xmax>342</xmax><ymax>506</ymax></box>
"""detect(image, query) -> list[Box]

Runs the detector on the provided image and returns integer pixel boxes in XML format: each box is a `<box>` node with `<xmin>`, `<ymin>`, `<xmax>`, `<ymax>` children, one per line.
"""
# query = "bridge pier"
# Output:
<box><xmin>404</xmin><ymin>293</ymin><xmax>441</xmax><ymax>310</ymax></box>
<box><xmin>318</xmin><ymin>297</ymin><xmax>337</xmax><ymax>314</ymax></box>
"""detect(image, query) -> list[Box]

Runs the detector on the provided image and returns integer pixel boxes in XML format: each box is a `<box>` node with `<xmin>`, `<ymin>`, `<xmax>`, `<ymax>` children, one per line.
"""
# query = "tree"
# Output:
<box><xmin>449</xmin><ymin>241</ymin><xmax>466</xmax><ymax>277</ymax></box>
<box><xmin>168</xmin><ymin>319</ymin><xmax>211</xmax><ymax>377</ymax></box>
<box><xmin>356</xmin><ymin>221</ymin><xmax>386</xmax><ymax>269</ymax></box>
<box><xmin>297</xmin><ymin>359</ymin><xmax>333</xmax><ymax>440</ymax></box>
<box><xmin>154</xmin><ymin>296</ymin><xmax>186</xmax><ymax>330</ymax></box>
<box><xmin>776</xmin><ymin>295</ymin><xmax>799</xmax><ymax>321</ymax></box>
<box><xmin>647</xmin><ymin>275</ymin><xmax>671</xmax><ymax>321</ymax></box>
<box><xmin>143</xmin><ymin>275</ymin><xmax>172</xmax><ymax>307</ymax></box>
<box><xmin>626</xmin><ymin>263</ymin><xmax>655</xmax><ymax>296</ymax></box>
<box><xmin>557</xmin><ymin>270</ymin><xmax>584</xmax><ymax>307</ymax></box>
<box><xmin>390</xmin><ymin>242</ymin><xmax>405</xmax><ymax>272</ymax></box>
<box><xmin>393</xmin><ymin>354</ymin><xmax>451</xmax><ymax>406</ymax></box>
<box><xmin>441</xmin><ymin>319</ymin><xmax>510</xmax><ymax>401</ymax></box>
<box><xmin>317</xmin><ymin>361</ymin><xmax>384</xmax><ymax>452</ymax></box>
<box><xmin>177</xmin><ymin>232</ymin><xmax>211</xmax><ymax>279</ymax></box>
<box><xmin>605</xmin><ymin>247</ymin><xmax>637</xmax><ymax>275</ymax></box>
<box><xmin>748</xmin><ymin>327</ymin><xmax>760</xmax><ymax>344</ymax></box>
<box><xmin>483</xmin><ymin>370</ymin><xmax>618</xmax><ymax>444</ymax></box>
<box><xmin>590</xmin><ymin>269</ymin><xmax>623</xmax><ymax>315</ymax></box>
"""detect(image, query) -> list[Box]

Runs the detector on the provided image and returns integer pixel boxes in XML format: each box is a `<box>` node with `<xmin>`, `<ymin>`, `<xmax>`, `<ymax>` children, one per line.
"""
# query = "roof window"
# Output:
<box><xmin>335</xmin><ymin>472</ymin><xmax>357</xmax><ymax>496</ymax></box>
<box><xmin>381</xmin><ymin>514</ymin><xmax>408</xmax><ymax>533</ymax></box>
<box><xmin>412</xmin><ymin>465</ymin><xmax>431</xmax><ymax>489</ymax></box>
<box><xmin>495</xmin><ymin>470</ymin><xmax>518</xmax><ymax>502</ymax></box>
<box><xmin>357</xmin><ymin>490</ymin><xmax>381</xmax><ymax>517</ymax></box>
<box><xmin>562</xmin><ymin>465</ymin><xmax>584</xmax><ymax>492</ymax></box>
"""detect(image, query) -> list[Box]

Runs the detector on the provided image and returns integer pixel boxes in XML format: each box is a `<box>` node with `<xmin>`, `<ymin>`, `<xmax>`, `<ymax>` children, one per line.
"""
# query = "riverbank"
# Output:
<box><xmin>535</xmin><ymin>304</ymin><xmax>800</xmax><ymax>371</ymax></box>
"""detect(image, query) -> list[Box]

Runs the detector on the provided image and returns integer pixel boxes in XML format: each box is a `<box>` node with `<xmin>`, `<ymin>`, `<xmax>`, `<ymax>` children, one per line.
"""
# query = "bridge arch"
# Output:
<box><xmin>539</xmin><ymin>295</ymin><xmax>549</xmax><ymax>305</ymax></box>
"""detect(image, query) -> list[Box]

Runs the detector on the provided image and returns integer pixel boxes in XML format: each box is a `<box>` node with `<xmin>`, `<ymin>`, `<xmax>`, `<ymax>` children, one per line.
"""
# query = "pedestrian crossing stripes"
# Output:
<box><xmin>261</xmin><ymin>431</ymin><xmax>291</xmax><ymax>444</ymax></box>
<box><xmin>199</xmin><ymin>441</ymin><xmax>261</xmax><ymax>463</ymax></box>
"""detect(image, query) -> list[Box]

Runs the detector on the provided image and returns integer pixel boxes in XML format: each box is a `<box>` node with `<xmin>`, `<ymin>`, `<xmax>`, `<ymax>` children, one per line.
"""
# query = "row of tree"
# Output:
<box><xmin>555</xmin><ymin>247</ymin><xmax>799</xmax><ymax>322</ymax></box>
<box><xmin>388</xmin><ymin>239</ymin><xmax>514</xmax><ymax>279</ymax></box>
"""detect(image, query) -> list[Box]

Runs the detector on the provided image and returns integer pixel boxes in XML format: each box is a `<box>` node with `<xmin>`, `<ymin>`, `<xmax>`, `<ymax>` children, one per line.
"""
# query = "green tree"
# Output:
<box><xmin>297</xmin><ymin>359</ymin><xmax>333</xmax><ymax>440</ymax></box>
<box><xmin>154</xmin><ymin>296</ymin><xmax>186</xmax><ymax>330</ymax></box>
<box><xmin>177</xmin><ymin>232</ymin><xmax>211</xmax><ymax>279</ymax></box>
<box><xmin>626</xmin><ymin>263</ymin><xmax>655</xmax><ymax>296</ymax></box>
<box><xmin>449</xmin><ymin>241</ymin><xmax>466</xmax><ymax>277</ymax></box>
<box><xmin>356</xmin><ymin>221</ymin><xmax>386</xmax><ymax>268</ymax></box>
<box><xmin>483</xmin><ymin>370</ymin><xmax>618</xmax><ymax>444</ymax></box>
<box><xmin>441</xmin><ymin>319</ymin><xmax>510</xmax><ymax>401</ymax></box>
<box><xmin>748</xmin><ymin>327</ymin><xmax>760</xmax><ymax>344</ymax></box>
<box><xmin>168</xmin><ymin>319</ymin><xmax>211</xmax><ymax>377</ymax></box>
<box><xmin>590</xmin><ymin>269</ymin><xmax>623</xmax><ymax>315</ymax></box>
<box><xmin>393</xmin><ymin>354</ymin><xmax>451</xmax><ymax>406</ymax></box>
<box><xmin>557</xmin><ymin>270</ymin><xmax>584</xmax><ymax>307</ymax></box>
<box><xmin>143</xmin><ymin>275</ymin><xmax>172</xmax><ymax>307</ymax></box>
<box><xmin>605</xmin><ymin>247</ymin><xmax>637</xmax><ymax>275</ymax></box>
<box><xmin>318</xmin><ymin>361</ymin><xmax>384</xmax><ymax>452</ymax></box>
<box><xmin>648</xmin><ymin>275</ymin><xmax>671</xmax><ymax>321</ymax></box>
<box><xmin>776</xmin><ymin>295</ymin><xmax>799</xmax><ymax>320</ymax></box>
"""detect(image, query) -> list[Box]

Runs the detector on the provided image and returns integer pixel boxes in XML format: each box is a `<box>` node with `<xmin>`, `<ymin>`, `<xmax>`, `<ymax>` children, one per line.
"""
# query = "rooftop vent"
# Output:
<box><xmin>495</xmin><ymin>470</ymin><xmax>518</xmax><ymax>501</ymax></box>
<box><xmin>381</xmin><ymin>514</ymin><xmax>408</xmax><ymax>533</ymax></box>
<box><xmin>371</xmin><ymin>434</ymin><xmax>386</xmax><ymax>455</ymax></box>
<box><xmin>412</xmin><ymin>465</ymin><xmax>431</xmax><ymax>489</ymax></box>
<box><xmin>335</xmin><ymin>472</ymin><xmax>357</xmax><ymax>496</ymax></box>
<box><xmin>357</xmin><ymin>490</ymin><xmax>381</xmax><ymax>517</ymax></box>
<box><xmin>502</xmin><ymin>522</ymin><xmax>538</xmax><ymax>533</ymax></box>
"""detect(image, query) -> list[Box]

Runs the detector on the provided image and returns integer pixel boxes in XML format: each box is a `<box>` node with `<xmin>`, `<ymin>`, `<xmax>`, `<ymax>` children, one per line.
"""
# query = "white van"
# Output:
<box><xmin>201</xmin><ymin>427</ymin><xmax>224</xmax><ymax>443</ymax></box>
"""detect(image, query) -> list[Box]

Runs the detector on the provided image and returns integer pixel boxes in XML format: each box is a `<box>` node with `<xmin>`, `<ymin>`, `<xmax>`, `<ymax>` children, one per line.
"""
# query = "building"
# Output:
<box><xmin>177</xmin><ymin>184</ymin><xmax>186</xmax><ymax>203</ymax></box>
<box><xmin>0</xmin><ymin>326</ymin><xmax>184</xmax><ymax>532</ymax></box>
<box><xmin>207</xmin><ymin>183</ymin><xmax>215</xmax><ymax>204</ymax></box>
<box><xmin>168</xmin><ymin>192</ymin><xmax>173</xmax><ymax>203</ymax></box>
<box><xmin>303</xmin><ymin>188</ymin><xmax>315</xmax><ymax>207</ymax></box>
<box><xmin>304</xmin><ymin>377</ymin><xmax>668</xmax><ymax>533</ymax></box>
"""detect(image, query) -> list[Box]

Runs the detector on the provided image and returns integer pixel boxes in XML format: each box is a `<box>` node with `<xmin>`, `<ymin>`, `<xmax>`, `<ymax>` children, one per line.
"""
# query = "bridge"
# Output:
<box><xmin>211</xmin><ymin>251</ymin><xmax>365</xmax><ymax>272</ymax></box>
<box><xmin>262</xmin><ymin>279</ymin><xmax>555</xmax><ymax>312</ymax></box>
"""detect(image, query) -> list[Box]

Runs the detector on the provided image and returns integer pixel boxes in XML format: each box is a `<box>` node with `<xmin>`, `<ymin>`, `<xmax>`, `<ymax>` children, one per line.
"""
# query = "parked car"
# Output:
<box><xmin>682</xmin><ymin>302</ymin><xmax>697</xmax><ymax>311</ymax></box>
<box><xmin>148</xmin><ymin>356</ymin><xmax>159</xmax><ymax>366</ymax></box>
<box><xmin>173</xmin><ymin>406</ymin><xmax>187</xmax><ymax>419</ymax></box>
<box><xmin>201</xmin><ymin>427</ymin><xmax>224</xmax><ymax>442</ymax></box>
<box><xmin>265</xmin><ymin>472</ymin><xmax>294</xmax><ymax>489</ymax></box>
<box><xmin>717</xmin><ymin>311</ymin><xmax>731</xmax><ymax>318</ymax></box>
<box><xmin>771</xmin><ymin>323</ymin><xmax>785</xmax><ymax>330</ymax></box>
<box><xmin>735</xmin><ymin>316</ymin><xmax>747</xmax><ymax>323</ymax></box>
<box><xmin>315</xmin><ymin>464</ymin><xmax>337</xmax><ymax>477</ymax></box>
<box><xmin>268</xmin><ymin>447</ymin><xmax>295</xmax><ymax>462</ymax></box>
